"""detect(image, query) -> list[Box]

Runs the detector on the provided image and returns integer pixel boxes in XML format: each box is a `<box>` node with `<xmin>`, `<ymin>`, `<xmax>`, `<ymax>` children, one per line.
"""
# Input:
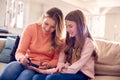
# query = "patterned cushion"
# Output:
<box><xmin>0</xmin><ymin>37</ymin><xmax>16</xmax><ymax>63</ymax></box>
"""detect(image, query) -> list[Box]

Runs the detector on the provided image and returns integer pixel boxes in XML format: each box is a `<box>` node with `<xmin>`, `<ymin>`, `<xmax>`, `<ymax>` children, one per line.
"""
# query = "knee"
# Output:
<box><xmin>32</xmin><ymin>74</ymin><xmax>46</xmax><ymax>80</ymax></box>
<box><xmin>22</xmin><ymin>70</ymin><xmax>35</xmax><ymax>76</ymax></box>
<box><xmin>33</xmin><ymin>75</ymin><xmax>39</xmax><ymax>80</ymax></box>
<box><xmin>46</xmin><ymin>74</ymin><xmax>60</xmax><ymax>80</ymax></box>
<box><xmin>6</xmin><ymin>61</ymin><xmax>23</xmax><ymax>70</ymax></box>
<box><xmin>0</xmin><ymin>61</ymin><xmax>24</xmax><ymax>80</ymax></box>
<box><xmin>1</xmin><ymin>61</ymin><xmax>23</xmax><ymax>75</ymax></box>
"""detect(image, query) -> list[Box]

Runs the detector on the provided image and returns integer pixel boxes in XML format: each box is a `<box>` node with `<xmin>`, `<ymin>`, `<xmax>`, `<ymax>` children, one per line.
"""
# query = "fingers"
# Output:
<box><xmin>41</xmin><ymin>62</ymin><xmax>48</xmax><ymax>66</ymax></box>
<box><xmin>57</xmin><ymin>64</ymin><xmax>65</xmax><ymax>72</ymax></box>
<box><xmin>40</xmin><ymin>62</ymin><xmax>51</xmax><ymax>69</ymax></box>
<box><xmin>20</xmin><ymin>56</ymin><xmax>29</xmax><ymax>66</ymax></box>
<box><xmin>28</xmin><ymin>66</ymin><xmax>37</xmax><ymax>71</ymax></box>
<box><xmin>39</xmin><ymin>66</ymin><xmax>47</xmax><ymax>69</ymax></box>
<box><xmin>57</xmin><ymin>63</ymin><xmax>69</xmax><ymax>72</ymax></box>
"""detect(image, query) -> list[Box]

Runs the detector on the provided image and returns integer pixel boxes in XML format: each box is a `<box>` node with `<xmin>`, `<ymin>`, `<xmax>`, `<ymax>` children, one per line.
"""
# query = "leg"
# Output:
<box><xmin>16</xmin><ymin>69</ymin><xmax>36</xmax><ymax>80</ymax></box>
<box><xmin>32</xmin><ymin>73</ymin><xmax>47</xmax><ymax>80</ymax></box>
<box><xmin>46</xmin><ymin>71</ymin><xmax>88</xmax><ymax>80</ymax></box>
<box><xmin>1</xmin><ymin>61</ymin><xmax>25</xmax><ymax>80</ymax></box>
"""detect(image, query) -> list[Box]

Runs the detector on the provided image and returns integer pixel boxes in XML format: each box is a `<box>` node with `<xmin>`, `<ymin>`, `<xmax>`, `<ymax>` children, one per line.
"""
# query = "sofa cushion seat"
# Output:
<box><xmin>95</xmin><ymin>39</ymin><xmax>120</xmax><ymax>77</ymax></box>
<box><xmin>0</xmin><ymin>62</ymin><xmax>7</xmax><ymax>73</ymax></box>
<box><xmin>95</xmin><ymin>76</ymin><xmax>120</xmax><ymax>80</ymax></box>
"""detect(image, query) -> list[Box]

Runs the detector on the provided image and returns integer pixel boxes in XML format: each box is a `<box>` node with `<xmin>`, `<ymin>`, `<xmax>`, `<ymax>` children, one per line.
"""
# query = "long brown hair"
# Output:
<box><xmin>37</xmin><ymin>7</ymin><xmax>65</xmax><ymax>51</ymax></box>
<box><xmin>65</xmin><ymin>10</ymin><xmax>97</xmax><ymax>64</ymax></box>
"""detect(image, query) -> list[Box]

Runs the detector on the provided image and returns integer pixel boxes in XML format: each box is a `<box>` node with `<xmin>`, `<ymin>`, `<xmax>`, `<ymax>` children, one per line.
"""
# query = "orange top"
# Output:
<box><xmin>15</xmin><ymin>23</ymin><xmax>59</xmax><ymax>68</ymax></box>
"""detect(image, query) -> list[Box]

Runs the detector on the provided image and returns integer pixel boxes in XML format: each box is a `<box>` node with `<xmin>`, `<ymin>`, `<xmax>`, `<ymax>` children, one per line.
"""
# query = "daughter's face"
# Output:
<box><xmin>65</xmin><ymin>20</ymin><xmax>77</xmax><ymax>37</ymax></box>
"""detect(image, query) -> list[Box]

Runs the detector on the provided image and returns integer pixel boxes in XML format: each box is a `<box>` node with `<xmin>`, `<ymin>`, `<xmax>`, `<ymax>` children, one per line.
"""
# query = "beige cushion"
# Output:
<box><xmin>0</xmin><ymin>39</ymin><xmax>6</xmax><ymax>52</ymax></box>
<box><xmin>95</xmin><ymin>39</ymin><xmax>120</xmax><ymax>76</ymax></box>
<box><xmin>95</xmin><ymin>76</ymin><xmax>120</xmax><ymax>80</ymax></box>
<box><xmin>0</xmin><ymin>62</ymin><xmax>7</xmax><ymax>73</ymax></box>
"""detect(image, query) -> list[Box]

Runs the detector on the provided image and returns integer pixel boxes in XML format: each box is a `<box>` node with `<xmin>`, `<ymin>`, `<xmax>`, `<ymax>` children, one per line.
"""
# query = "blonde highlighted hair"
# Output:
<box><xmin>37</xmin><ymin>7</ymin><xmax>66</xmax><ymax>51</ymax></box>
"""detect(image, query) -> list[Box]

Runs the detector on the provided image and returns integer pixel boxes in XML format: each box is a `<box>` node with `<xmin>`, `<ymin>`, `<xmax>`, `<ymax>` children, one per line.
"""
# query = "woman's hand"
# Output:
<box><xmin>19</xmin><ymin>56</ymin><xmax>29</xmax><ymax>66</ymax></box>
<box><xmin>39</xmin><ymin>62</ymin><xmax>51</xmax><ymax>69</ymax></box>
<box><xmin>39</xmin><ymin>62</ymin><xmax>48</xmax><ymax>69</ymax></box>
<box><xmin>28</xmin><ymin>66</ymin><xmax>47</xmax><ymax>74</ymax></box>
<box><xmin>28</xmin><ymin>66</ymin><xmax>58</xmax><ymax>74</ymax></box>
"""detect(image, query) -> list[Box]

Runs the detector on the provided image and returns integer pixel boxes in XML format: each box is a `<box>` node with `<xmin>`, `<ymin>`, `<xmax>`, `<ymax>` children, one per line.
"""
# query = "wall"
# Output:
<box><xmin>105</xmin><ymin>13</ymin><xmax>120</xmax><ymax>42</ymax></box>
<box><xmin>1</xmin><ymin>0</ymin><xmax>120</xmax><ymax>42</ymax></box>
<box><xmin>0</xmin><ymin>0</ymin><xmax>6</xmax><ymax>27</ymax></box>
<box><xmin>13</xmin><ymin>0</ymin><xmax>82</xmax><ymax>34</ymax></box>
<box><xmin>23</xmin><ymin>0</ymin><xmax>83</xmax><ymax>26</ymax></box>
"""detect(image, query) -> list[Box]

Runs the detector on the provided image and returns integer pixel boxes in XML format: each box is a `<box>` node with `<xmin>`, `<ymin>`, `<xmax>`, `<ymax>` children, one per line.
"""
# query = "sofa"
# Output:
<box><xmin>0</xmin><ymin>38</ymin><xmax>7</xmax><ymax>72</ymax></box>
<box><xmin>0</xmin><ymin>36</ymin><xmax>20</xmax><ymax>73</ymax></box>
<box><xmin>95</xmin><ymin>39</ymin><xmax>120</xmax><ymax>80</ymax></box>
<box><xmin>0</xmin><ymin>38</ymin><xmax>120</xmax><ymax>80</ymax></box>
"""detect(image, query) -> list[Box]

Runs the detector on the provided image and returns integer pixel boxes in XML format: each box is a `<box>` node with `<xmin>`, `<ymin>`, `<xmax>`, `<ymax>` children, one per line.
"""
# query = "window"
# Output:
<box><xmin>5</xmin><ymin>0</ymin><xmax>24</xmax><ymax>28</ymax></box>
<box><xmin>87</xmin><ymin>15</ymin><xmax>105</xmax><ymax>38</ymax></box>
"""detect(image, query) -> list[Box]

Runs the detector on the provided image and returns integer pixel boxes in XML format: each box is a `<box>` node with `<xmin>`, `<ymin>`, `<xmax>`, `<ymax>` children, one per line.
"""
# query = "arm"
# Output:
<box><xmin>61</xmin><ymin>38</ymin><xmax>95</xmax><ymax>74</ymax></box>
<box><xmin>15</xmin><ymin>25</ymin><xmax>32</xmax><ymax>62</ymax></box>
<box><xmin>28</xmin><ymin>66</ymin><xmax>57</xmax><ymax>74</ymax></box>
<box><xmin>48</xmin><ymin>40</ymin><xmax>66</xmax><ymax>68</ymax></box>
<box><xmin>57</xmin><ymin>49</ymin><xmax>65</xmax><ymax>65</ymax></box>
<box><xmin>36</xmin><ymin>50</ymin><xmax>66</xmax><ymax>74</ymax></box>
<box><xmin>47</xmin><ymin>51</ymin><xmax>59</xmax><ymax>68</ymax></box>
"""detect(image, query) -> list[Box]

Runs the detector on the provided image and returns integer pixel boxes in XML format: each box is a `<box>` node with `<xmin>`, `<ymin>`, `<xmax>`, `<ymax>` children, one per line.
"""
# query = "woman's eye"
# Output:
<box><xmin>44</xmin><ymin>22</ymin><xmax>48</xmax><ymax>25</ymax></box>
<box><xmin>51</xmin><ymin>27</ymin><xmax>55</xmax><ymax>29</ymax></box>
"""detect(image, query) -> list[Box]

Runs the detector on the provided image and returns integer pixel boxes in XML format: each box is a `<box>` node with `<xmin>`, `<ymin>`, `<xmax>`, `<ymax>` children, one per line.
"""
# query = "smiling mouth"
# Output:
<box><xmin>44</xmin><ymin>30</ymin><xmax>50</xmax><ymax>34</ymax></box>
<box><xmin>69</xmin><ymin>34</ymin><xmax>73</xmax><ymax>37</ymax></box>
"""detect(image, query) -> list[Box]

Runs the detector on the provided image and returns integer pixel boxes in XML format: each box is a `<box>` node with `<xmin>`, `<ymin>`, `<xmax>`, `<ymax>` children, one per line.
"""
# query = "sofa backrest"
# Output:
<box><xmin>0</xmin><ymin>36</ymin><xmax>20</xmax><ymax>63</ymax></box>
<box><xmin>95</xmin><ymin>39</ymin><xmax>120</xmax><ymax>76</ymax></box>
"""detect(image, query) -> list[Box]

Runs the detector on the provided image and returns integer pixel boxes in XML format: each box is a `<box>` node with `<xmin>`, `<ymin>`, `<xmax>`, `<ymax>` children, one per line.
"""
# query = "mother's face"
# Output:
<box><xmin>42</xmin><ymin>16</ymin><xmax>56</xmax><ymax>34</ymax></box>
<box><xmin>65</xmin><ymin>20</ymin><xmax>77</xmax><ymax>37</ymax></box>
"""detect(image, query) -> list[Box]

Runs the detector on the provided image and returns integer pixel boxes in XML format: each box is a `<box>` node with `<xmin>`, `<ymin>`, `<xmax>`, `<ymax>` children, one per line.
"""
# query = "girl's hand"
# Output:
<box><xmin>57</xmin><ymin>63</ymin><xmax>65</xmax><ymax>72</ymax></box>
<box><xmin>57</xmin><ymin>62</ymin><xmax>69</xmax><ymax>72</ymax></box>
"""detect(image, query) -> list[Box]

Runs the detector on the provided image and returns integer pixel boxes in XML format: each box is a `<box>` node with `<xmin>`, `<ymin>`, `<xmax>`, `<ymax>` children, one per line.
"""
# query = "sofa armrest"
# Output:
<box><xmin>0</xmin><ymin>62</ymin><xmax>7</xmax><ymax>73</ymax></box>
<box><xmin>0</xmin><ymin>39</ymin><xmax>6</xmax><ymax>52</ymax></box>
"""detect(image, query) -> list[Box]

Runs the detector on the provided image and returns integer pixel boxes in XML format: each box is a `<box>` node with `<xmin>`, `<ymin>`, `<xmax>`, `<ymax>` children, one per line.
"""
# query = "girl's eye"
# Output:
<box><xmin>66</xmin><ymin>25</ymin><xmax>72</xmax><ymax>28</ymax></box>
<box><xmin>68</xmin><ymin>25</ymin><xmax>73</xmax><ymax>28</ymax></box>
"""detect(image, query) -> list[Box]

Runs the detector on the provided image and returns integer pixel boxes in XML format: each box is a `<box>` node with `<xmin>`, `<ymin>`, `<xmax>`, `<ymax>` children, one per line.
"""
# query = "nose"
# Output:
<box><xmin>45</xmin><ymin>26</ymin><xmax>50</xmax><ymax>32</ymax></box>
<box><xmin>66</xmin><ymin>27</ymin><xmax>70</xmax><ymax>32</ymax></box>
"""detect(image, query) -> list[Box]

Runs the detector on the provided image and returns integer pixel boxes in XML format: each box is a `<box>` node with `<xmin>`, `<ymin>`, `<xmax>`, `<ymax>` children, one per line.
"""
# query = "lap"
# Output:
<box><xmin>33</xmin><ymin>73</ymin><xmax>48</xmax><ymax>80</ymax></box>
<box><xmin>46</xmin><ymin>71</ymin><xmax>88</xmax><ymax>80</ymax></box>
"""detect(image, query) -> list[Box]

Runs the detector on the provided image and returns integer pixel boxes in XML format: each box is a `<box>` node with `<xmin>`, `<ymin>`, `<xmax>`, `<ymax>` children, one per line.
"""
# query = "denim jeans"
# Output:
<box><xmin>32</xmin><ymin>73</ymin><xmax>48</xmax><ymax>80</ymax></box>
<box><xmin>0</xmin><ymin>61</ymin><xmax>36</xmax><ymax>80</ymax></box>
<box><xmin>33</xmin><ymin>71</ymin><xmax>88</xmax><ymax>80</ymax></box>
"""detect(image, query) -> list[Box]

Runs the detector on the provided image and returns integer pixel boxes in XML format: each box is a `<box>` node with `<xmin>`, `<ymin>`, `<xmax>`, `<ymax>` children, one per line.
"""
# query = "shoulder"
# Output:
<box><xmin>24</xmin><ymin>23</ymin><xmax>41</xmax><ymax>32</ymax></box>
<box><xmin>84</xmin><ymin>37</ymin><xmax>94</xmax><ymax>48</ymax></box>
<box><xmin>85</xmin><ymin>37</ymin><xmax>93</xmax><ymax>43</ymax></box>
<box><xmin>26</xmin><ymin>23</ymin><xmax>39</xmax><ymax>29</ymax></box>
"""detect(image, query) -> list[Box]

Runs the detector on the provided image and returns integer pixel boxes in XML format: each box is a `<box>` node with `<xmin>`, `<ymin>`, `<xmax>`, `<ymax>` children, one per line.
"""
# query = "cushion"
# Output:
<box><xmin>0</xmin><ymin>62</ymin><xmax>7</xmax><ymax>73</ymax></box>
<box><xmin>0</xmin><ymin>37</ymin><xmax>16</xmax><ymax>63</ymax></box>
<box><xmin>95</xmin><ymin>76</ymin><xmax>120</xmax><ymax>80</ymax></box>
<box><xmin>0</xmin><ymin>39</ymin><xmax>6</xmax><ymax>52</ymax></box>
<box><xmin>10</xmin><ymin>35</ymin><xmax>20</xmax><ymax>62</ymax></box>
<box><xmin>95</xmin><ymin>39</ymin><xmax>120</xmax><ymax>76</ymax></box>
